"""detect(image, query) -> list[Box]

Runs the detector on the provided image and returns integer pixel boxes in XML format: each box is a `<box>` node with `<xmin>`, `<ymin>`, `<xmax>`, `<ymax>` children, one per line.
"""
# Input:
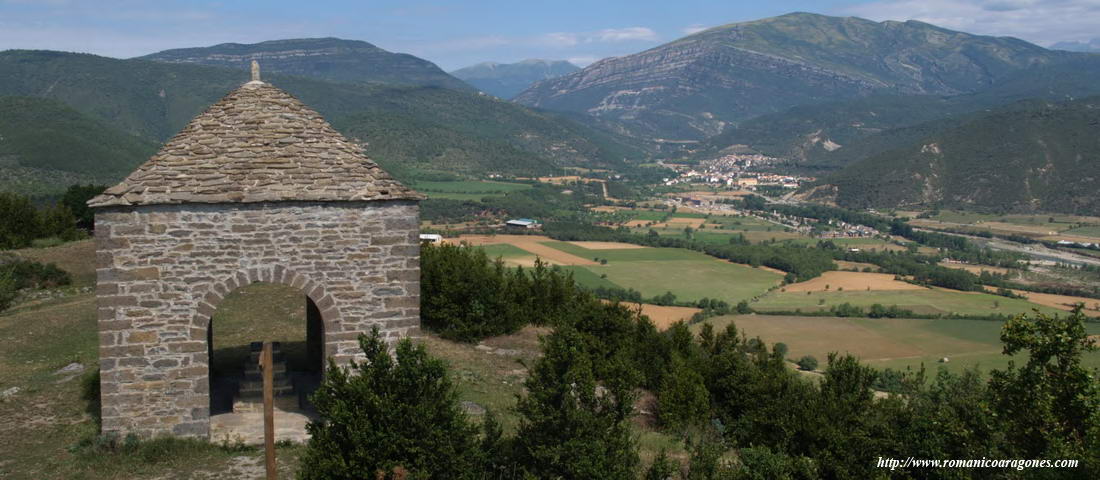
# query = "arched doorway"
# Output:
<box><xmin>196</xmin><ymin>271</ymin><xmax>334</xmax><ymax>444</ymax></box>
<box><xmin>207</xmin><ymin>282</ymin><xmax>324</xmax><ymax>412</ymax></box>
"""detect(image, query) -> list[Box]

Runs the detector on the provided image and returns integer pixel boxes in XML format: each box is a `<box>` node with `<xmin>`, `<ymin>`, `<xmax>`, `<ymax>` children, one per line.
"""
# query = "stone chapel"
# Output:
<box><xmin>89</xmin><ymin>64</ymin><xmax>423</xmax><ymax>438</ymax></box>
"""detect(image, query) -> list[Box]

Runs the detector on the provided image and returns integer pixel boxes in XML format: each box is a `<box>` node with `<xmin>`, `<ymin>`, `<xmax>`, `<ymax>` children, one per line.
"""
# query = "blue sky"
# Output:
<box><xmin>1</xmin><ymin>0</ymin><xmax>1098</xmax><ymax>70</ymax></box>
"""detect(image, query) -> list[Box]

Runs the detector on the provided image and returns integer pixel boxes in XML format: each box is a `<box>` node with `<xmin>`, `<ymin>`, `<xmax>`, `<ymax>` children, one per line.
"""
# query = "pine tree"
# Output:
<box><xmin>513</xmin><ymin>326</ymin><xmax>640</xmax><ymax>479</ymax></box>
<box><xmin>298</xmin><ymin>327</ymin><xmax>480</xmax><ymax>479</ymax></box>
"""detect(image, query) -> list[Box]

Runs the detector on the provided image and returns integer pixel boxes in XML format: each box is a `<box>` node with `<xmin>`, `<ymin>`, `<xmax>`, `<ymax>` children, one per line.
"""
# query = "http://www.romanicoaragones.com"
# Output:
<box><xmin>877</xmin><ymin>457</ymin><xmax>1079</xmax><ymax>471</ymax></box>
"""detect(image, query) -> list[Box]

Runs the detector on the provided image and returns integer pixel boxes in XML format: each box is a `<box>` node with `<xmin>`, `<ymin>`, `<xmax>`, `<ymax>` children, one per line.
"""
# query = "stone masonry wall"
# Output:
<box><xmin>95</xmin><ymin>200</ymin><xmax>419</xmax><ymax>438</ymax></box>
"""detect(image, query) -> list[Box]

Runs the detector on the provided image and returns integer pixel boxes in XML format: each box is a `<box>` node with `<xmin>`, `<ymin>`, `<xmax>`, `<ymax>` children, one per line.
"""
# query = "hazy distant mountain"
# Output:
<box><xmin>1050</xmin><ymin>39</ymin><xmax>1100</xmax><ymax>53</ymax></box>
<box><xmin>515</xmin><ymin>12</ymin><xmax>1078</xmax><ymax>140</ymax></box>
<box><xmin>698</xmin><ymin>55</ymin><xmax>1100</xmax><ymax>164</ymax></box>
<box><xmin>0</xmin><ymin>50</ymin><xmax>645</xmax><ymax>191</ymax></box>
<box><xmin>451</xmin><ymin>59</ymin><xmax>580</xmax><ymax>99</ymax></box>
<box><xmin>799</xmin><ymin>97</ymin><xmax>1100</xmax><ymax>214</ymax></box>
<box><xmin>139</xmin><ymin>38</ymin><xmax>473</xmax><ymax>91</ymax></box>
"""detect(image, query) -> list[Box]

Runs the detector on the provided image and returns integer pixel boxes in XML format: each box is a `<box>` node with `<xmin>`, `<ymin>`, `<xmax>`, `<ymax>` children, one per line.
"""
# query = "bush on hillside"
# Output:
<box><xmin>420</xmin><ymin>242</ymin><xmax>580</xmax><ymax>341</ymax></box>
<box><xmin>299</xmin><ymin>327</ymin><xmax>481</xmax><ymax>479</ymax></box>
<box><xmin>796</xmin><ymin>355</ymin><xmax>818</xmax><ymax>371</ymax></box>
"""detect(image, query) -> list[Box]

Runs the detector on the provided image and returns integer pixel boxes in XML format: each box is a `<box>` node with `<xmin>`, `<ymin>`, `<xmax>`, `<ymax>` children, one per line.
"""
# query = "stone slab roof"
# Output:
<box><xmin>89</xmin><ymin>80</ymin><xmax>423</xmax><ymax>207</ymax></box>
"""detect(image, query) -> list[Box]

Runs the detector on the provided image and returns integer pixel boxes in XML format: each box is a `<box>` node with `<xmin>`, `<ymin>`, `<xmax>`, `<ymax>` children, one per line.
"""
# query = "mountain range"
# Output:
<box><xmin>450</xmin><ymin>59</ymin><xmax>580</xmax><ymax>99</ymax></box>
<box><xmin>138</xmin><ymin>38</ymin><xmax>472</xmax><ymax>91</ymax></box>
<box><xmin>798</xmin><ymin>97</ymin><xmax>1100</xmax><ymax>214</ymax></box>
<box><xmin>1</xmin><ymin>12</ymin><xmax>1098</xmax><ymax>213</ymax></box>
<box><xmin>0</xmin><ymin>49</ymin><xmax>644</xmax><ymax>195</ymax></box>
<box><xmin>514</xmin><ymin>12</ymin><xmax>1080</xmax><ymax>141</ymax></box>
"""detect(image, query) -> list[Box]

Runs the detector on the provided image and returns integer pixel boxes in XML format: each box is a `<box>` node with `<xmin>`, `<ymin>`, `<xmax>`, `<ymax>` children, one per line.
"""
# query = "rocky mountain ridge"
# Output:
<box><xmin>515</xmin><ymin>12</ymin><xmax>1078</xmax><ymax>140</ymax></box>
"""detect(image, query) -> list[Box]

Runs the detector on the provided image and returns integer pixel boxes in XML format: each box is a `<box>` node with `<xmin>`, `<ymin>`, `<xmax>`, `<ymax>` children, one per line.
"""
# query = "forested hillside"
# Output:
<box><xmin>140</xmin><ymin>38</ymin><xmax>472</xmax><ymax>91</ymax></box>
<box><xmin>698</xmin><ymin>56</ymin><xmax>1100</xmax><ymax>165</ymax></box>
<box><xmin>0</xmin><ymin>50</ymin><xmax>646</xmax><ymax>189</ymax></box>
<box><xmin>801</xmin><ymin>97</ymin><xmax>1100</xmax><ymax>213</ymax></box>
<box><xmin>0</xmin><ymin>96</ymin><xmax>157</xmax><ymax>195</ymax></box>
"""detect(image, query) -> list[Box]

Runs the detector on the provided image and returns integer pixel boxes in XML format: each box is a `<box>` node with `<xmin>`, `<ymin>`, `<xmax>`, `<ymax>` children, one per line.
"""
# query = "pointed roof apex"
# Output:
<box><xmin>88</xmin><ymin>81</ymin><xmax>422</xmax><ymax>207</ymax></box>
<box><xmin>246</xmin><ymin>60</ymin><xmax>263</xmax><ymax>85</ymax></box>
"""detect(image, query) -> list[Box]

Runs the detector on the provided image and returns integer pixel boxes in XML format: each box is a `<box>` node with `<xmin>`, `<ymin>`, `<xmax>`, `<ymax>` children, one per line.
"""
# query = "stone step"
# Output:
<box><xmin>249</xmin><ymin>350</ymin><xmax>286</xmax><ymax>364</ymax></box>
<box><xmin>239</xmin><ymin>382</ymin><xmax>294</xmax><ymax>397</ymax></box>
<box><xmin>232</xmin><ymin>394</ymin><xmax>299</xmax><ymax>414</ymax></box>
<box><xmin>239</xmin><ymin>376</ymin><xmax>292</xmax><ymax>391</ymax></box>
<box><xmin>244</xmin><ymin>365</ymin><xmax>287</xmax><ymax>381</ymax></box>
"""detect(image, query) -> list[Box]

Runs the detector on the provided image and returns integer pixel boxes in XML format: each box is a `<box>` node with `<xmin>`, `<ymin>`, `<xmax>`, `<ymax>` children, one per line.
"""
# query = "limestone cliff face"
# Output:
<box><xmin>515</xmin><ymin>12</ymin><xmax>1065</xmax><ymax>140</ymax></box>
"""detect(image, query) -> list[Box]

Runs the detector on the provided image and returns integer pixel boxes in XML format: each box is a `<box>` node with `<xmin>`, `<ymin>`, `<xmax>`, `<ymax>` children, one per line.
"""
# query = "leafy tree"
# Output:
<box><xmin>299</xmin><ymin>327</ymin><xmax>481</xmax><ymax>479</ymax></box>
<box><xmin>658</xmin><ymin>357</ymin><xmax>711</xmax><ymax>431</ymax></box>
<box><xmin>61</xmin><ymin>184</ymin><xmax>107</xmax><ymax>230</ymax></box>
<box><xmin>729</xmin><ymin>446</ymin><xmax>817</xmax><ymax>480</ymax></box>
<box><xmin>796</xmin><ymin>355</ymin><xmax>818</xmax><ymax>371</ymax></box>
<box><xmin>644</xmin><ymin>450</ymin><xmax>679</xmax><ymax>480</ymax></box>
<box><xmin>735</xmin><ymin>300</ymin><xmax>752</xmax><ymax>314</ymax></box>
<box><xmin>513</xmin><ymin>326</ymin><xmax>640</xmax><ymax>479</ymax></box>
<box><xmin>0</xmin><ymin>268</ymin><xmax>16</xmax><ymax>312</ymax></box>
<box><xmin>989</xmin><ymin>307</ymin><xmax>1100</xmax><ymax>472</ymax></box>
<box><xmin>773</xmin><ymin>342</ymin><xmax>788</xmax><ymax>359</ymax></box>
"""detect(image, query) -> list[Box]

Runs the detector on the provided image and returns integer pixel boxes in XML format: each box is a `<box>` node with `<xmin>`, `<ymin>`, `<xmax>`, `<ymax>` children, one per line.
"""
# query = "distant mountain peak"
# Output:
<box><xmin>514</xmin><ymin>11</ymin><xmax>1072</xmax><ymax>140</ymax></box>
<box><xmin>450</xmin><ymin>59</ymin><xmax>581</xmax><ymax>99</ymax></box>
<box><xmin>138</xmin><ymin>38</ymin><xmax>471</xmax><ymax>90</ymax></box>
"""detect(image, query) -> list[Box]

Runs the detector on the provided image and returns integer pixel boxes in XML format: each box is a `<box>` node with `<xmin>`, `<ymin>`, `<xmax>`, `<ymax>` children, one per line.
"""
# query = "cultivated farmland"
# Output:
<box><xmin>697</xmin><ymin>314</ymin><xmax>1100</xmax><ymax>375</ymax></box>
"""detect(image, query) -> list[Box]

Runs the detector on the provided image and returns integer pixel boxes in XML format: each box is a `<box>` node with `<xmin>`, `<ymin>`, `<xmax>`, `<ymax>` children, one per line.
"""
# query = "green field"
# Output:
<box><xmin>625</xmin><ymin>210</ymin><xmax>669</xmax><ymax>221</ymax></box>
<box><xmin>753</xmin><ymin>288</ymin><xmax>1065</xmax><ymax>317</ymax></box>
<box><xmin>411</xmin><ymin>180</ymin><xmax>532</xmax><ymax>200</ymax></box>
<box><xmin>541</xmin><ymin>242</ymin><xmax>782</xmax><ymax>303</ymax></box>
<box><xmin>1065</xmin><ymin>226</ymin><xmax>1100</xmax><ymax>238</ymax></box>
<box><xmin>697</xmin><ymin>314</ymin><xmax>1100</xmax><ymax>375</ymax></box>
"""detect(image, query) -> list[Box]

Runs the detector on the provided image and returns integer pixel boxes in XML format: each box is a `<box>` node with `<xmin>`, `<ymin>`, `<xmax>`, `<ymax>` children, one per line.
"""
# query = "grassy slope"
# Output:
<box><xmin>543</xmin><ymin>241</ymin><xmax>782</xmax><ymax>303</ymax></box>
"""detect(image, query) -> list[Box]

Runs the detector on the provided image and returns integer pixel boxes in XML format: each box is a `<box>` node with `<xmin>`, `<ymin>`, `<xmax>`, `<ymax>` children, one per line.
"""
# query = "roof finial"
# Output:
<box><xmin>251</xmin><ymin>60</ymin><xmax>261</xmax><ymax>82</ymax></box>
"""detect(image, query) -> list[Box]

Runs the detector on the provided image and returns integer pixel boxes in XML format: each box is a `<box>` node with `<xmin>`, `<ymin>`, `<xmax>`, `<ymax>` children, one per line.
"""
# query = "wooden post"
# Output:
<box><xmin>261</xmin><ymin>341</ymin><xmax>277</xmax><ymax>479</ymax></box>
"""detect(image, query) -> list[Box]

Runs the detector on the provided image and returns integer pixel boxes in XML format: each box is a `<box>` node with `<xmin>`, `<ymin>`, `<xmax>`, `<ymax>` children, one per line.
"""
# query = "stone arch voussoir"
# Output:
<box><xmin>191</xmin><ymin>267</ymin><xmax>338</xmax><ymax>335</ymax></box>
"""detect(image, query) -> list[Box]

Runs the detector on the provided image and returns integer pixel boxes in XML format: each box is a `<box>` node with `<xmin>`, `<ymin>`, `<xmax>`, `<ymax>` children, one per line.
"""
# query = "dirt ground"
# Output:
<box><xmin>757</xmin><ymin>265</ymin><xmax>787</xmax><ymax>275</ymax></box>
<box><xmin>940</xmin><ymin>262</ymin><xmax>1011</xmax><ymax>275</ymax></box>
<box><xmin>448</xmin><ymin>235</ymin><xmax>597</xmax><ymax>265</ymax></box>
<box><xmin>835</xmin><ymin>260</ymin><xmax>879</xmax><ymax>271</ymax></box>
<box><xmin>981</xmin><ymin>287</ymin><xmax>1100</xmax><ymax>317</ymax></box>
<box><xmin>589</xmin><ymin>206</ymin><xmax>622</xmax><ymax>213</ymax></box>
<box><xmin>783</xmin><ymin>271</ymin><xmax>924</xmax><ymax>292</ymax></box>
<box><xmin>568</xmin><ymin>241</ymin><xmax>645</xmax><ymax>250</ymax></box>
<box><xmin>605</xmin><ymin>301</ymin><xmax>702</xmax><ymax>330</ymax></box>
<box><xmin>500</xmin><ymin>256</ymin><xmax>562</xmax><ymax>267</ymax></box>
<box><xmin>536</xmin><ymin>176</ymin><xmax>604</xmax><ymax>185</ymax></box>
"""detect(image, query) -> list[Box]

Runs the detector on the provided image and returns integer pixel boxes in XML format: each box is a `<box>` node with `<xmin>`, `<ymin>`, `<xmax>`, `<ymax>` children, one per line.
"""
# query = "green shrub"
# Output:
<box><xmin>514</xmin><ymin>326</ymin><xmax>640</xmax><ymax>479</ymax></box>
<box><xmin>796</xmin><ymin>355</ymin><xmax>818</xmax><ymax>371</ymax></box>
<box><xmin>299</xmin><ymin>327</ymin><xmax>481</xmax><ymax>479</ymax></box>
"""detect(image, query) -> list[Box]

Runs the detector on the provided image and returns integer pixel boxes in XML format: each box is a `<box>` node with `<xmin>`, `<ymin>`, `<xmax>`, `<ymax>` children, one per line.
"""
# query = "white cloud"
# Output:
<box><xmin>843</xmin><ymin>0</ymin><xmax>1100</xmax><ymax>46</ymax></box>
<box><xmin>539</xmin><ymin>27</ymin><xmax>658</xmax><ymax>47</ymax></box>
<box><xmin>682</xmin><ymin>24</ymin><xmax>711</xmax><ymax>35</ymax></box>
<box><xmin>594</xmin><ymin>27</ymin><xmax>658</xmax><ymax>42</ymax></box>
<box><xmin>567</xmin><ymin>55</ymin><xmax>601</xmax><ymax>66</ymax></box>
